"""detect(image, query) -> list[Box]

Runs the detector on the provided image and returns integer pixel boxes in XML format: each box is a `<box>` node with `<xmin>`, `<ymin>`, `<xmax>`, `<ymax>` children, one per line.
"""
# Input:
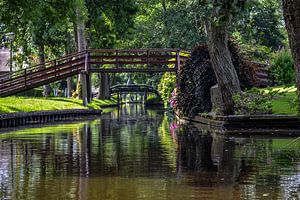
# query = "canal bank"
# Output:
<box><xmin>0</xmin><ymin>109</ymin><xmax>102</xmax><ymax>128</ymax></box>
<box><xmin>177</xmin><ymin>112</ymin><xmax>300</xmax><ymax>135</ymax></box>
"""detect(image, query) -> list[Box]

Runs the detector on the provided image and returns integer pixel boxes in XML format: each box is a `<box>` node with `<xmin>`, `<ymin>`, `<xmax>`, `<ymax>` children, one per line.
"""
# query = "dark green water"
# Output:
<box><xmin>1</xmin><ymin>104</ymin><xmax>300</xmax><ymax>200</ymax></box>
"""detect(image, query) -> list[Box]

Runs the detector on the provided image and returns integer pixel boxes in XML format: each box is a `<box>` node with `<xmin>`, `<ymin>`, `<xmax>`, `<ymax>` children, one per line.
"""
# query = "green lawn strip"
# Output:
<box><xmin>0</xmin><ymin>96</ymin><xmax>117</xmax><ymax>114</ymax></box>
<box><xmin>261</xmin><ymin>85</ymin><xmax>297</xmax><ymax>115</ymax></box>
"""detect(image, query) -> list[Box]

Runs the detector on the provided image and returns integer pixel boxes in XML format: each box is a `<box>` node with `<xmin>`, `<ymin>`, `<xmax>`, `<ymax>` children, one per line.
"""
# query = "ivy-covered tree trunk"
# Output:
<box><xmin>38</xmin><ymin>45</ymin><xmax>51</xmax><ymax>97</ymax></box>
<box><xmin>205</xmin><ymin>15</ymin><xmax>241</xmax><ymax>115</ymax></box>
<box><xmin>282</xmin><ymin>0</ymin><xmax>300</xmax><ymax>113</ymax></box>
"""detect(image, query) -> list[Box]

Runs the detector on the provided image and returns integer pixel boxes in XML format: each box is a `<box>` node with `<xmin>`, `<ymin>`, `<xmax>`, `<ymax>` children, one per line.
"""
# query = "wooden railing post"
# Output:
<box><xmin>176</xmin><ymin>49</ymin><xmax>181</xmax><ymax>72</ymax></box>
<box><xmin>116</xmin><ymin>50</ymin><xmax>119</xmax><ymax>68</ymax></box>
<box><xmin>147</xmin><ymin>50</ymin><xmax>150</xmax><ymax>68</ymax></box>
<box><xmin>54</xmin><ymin>60</ymin><xmax>57</xmax><ymax>78</ymax></box>
<box><xmin>24</xmin><ymin>68</ymin><xmax>27</xmax><ymax>87</ymax></box>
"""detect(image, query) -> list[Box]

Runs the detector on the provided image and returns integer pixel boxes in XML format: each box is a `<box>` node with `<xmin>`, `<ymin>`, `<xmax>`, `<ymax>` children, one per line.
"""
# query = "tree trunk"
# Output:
<box><xmin>38</xmin><ymin>45</ymin><xmax>51</xmax><ymax>97</ymax></box>
<box><xmin>65</xmin><ymin>41</ymin><xmax>74</xmax><ymax>98</ymax></box>
<box><xmin>282</xmin><ymin>0</ymin><xmax>300</xmax><ymax>113</ymax></box>
<box><xmin>97</xmin><ymin>73</ymin><xmax>110</xmax><ymax>100</ymax></box>
<box><xmin>75</xmin><ymin>5</ymin><xmax>87</xmax><ymax>98</ymax></box>
<box><xmin>205</xmin><ymin>17</ymin><xmax>241</xmax><ymax>115</ymax></box>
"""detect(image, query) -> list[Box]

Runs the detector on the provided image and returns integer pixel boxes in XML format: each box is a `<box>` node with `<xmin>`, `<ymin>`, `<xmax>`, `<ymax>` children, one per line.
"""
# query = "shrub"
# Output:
<box><xmin>270</xmin><ymin>49</ymin><xmax>295</xmax><ymax>85</ymax></box>
<box><xmin>233</xmin><ymin>88</ymin><xmax>283</xmax><ymax>115</ymax></box>
<box><xmin>158</xmin><ymin>73</ymin><xmax>176</xmax><ymax>107</ymax></box>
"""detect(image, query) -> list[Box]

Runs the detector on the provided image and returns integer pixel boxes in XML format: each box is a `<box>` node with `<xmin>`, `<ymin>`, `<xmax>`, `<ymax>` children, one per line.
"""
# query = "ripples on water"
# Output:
<box><xmin>0</xmin><ymin>104</ymin><xmax>300</xmax><ymax>200</ymax></box>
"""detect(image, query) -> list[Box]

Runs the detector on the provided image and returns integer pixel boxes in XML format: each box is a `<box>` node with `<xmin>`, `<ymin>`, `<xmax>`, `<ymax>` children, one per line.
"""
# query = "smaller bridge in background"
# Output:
<box><xmin>110</xmin><ymin>84</ymin><xmax>158</xmax><ymax>104</ymax></box>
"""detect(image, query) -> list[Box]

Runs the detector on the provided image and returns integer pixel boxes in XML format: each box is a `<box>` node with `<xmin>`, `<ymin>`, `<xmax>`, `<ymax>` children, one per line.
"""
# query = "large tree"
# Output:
<box><xmin>202</xmin><ymin>1</ymin><xmax>245</xmax><ymax>115</ymax></box>
<box><xmin>282</xmin><ymin>0</ymin><xmax>300</xmax><ymax>113</ymax></box>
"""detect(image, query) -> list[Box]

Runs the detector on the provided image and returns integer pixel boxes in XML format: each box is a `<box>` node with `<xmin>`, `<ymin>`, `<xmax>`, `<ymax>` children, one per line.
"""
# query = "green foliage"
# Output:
<box><xmin>233</xmin><ymin>0</ymin><xmax>286</xmax><ymax>50</ymax></box>
<box><xmin>270</xmin><ymin>49</ymin><xmax>295</xmax><ymax>85</ymax></box>
<box><xmin>124</xmin><ymin>0</ymin><xmax>205</xmax><ymax>49</ymax></box>
<box><xmin>232</xmin><ymin>32</ymin><xmax>272</xmax><ymax>61</ymax></box>
<box><xmin>146</xmin><ymin>94</ymin><xmax>163</xmax><ymax>105</ymax></box>
<box><xmin>158</xmin><ymin>73</ymin><xmax>176</xmax><ymax>107</ymax></box>
<box><xmin>233</xmin><ymin>88</ymin><xmax>284</xmax><ymax>115</ymax></box>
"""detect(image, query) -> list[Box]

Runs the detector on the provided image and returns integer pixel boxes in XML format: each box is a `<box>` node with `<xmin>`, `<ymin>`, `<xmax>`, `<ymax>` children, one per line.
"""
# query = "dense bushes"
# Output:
<box><xmin>270</xmin><ymin>49</ymin><xmax>294</xmax><ymax>85</ymax></box>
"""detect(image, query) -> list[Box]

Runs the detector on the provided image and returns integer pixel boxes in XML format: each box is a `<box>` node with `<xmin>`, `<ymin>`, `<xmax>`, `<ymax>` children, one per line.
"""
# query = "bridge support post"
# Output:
<box><xmin>81</xmin><ymin>71</ymin><xmax>92</xmax><ymax>106</ymax></box>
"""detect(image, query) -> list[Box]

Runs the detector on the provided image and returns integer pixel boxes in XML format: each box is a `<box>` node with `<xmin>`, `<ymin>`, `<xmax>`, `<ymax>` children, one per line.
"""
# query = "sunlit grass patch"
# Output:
<box><xmin>0</xmin><ymin>96</ymin><xmax>117</xmax><ymax>114</ymax></box>
<box><xmin>260</xmin><ymin>85</ymin><xmax>297</xmax><ymax>115</ymax></box>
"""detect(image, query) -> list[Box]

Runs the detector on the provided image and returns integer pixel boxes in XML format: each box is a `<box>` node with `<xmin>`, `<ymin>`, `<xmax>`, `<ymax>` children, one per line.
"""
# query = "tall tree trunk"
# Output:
<box><xmin>38</xmin><ymin>45</ymin><xmax>51</xmax><ymax>97</ymax></box>
<box><xmin>66</xmin><ymin>46</ymin><xmax>73</xmax><ymax>98</ymax></box>
<box><xmin>75</xmin><ymin>4</ymin><xmax>87</xmax><ymax>98</ymax></box>
<box><xmin>282</xmin><ymin>0</ymin><xmax>300</xmax><ymax>113</ymax></box>
<box><xmin>205</xmin><ymin>16</ymin><xmax>241</xmax><ymax>115</ymax></box>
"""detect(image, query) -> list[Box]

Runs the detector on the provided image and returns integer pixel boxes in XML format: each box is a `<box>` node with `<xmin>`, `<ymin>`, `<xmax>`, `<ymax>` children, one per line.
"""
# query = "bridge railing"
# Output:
<box><xmin>0</xmin><ymin>51</ymin><xmax>87</xmax><ymax>96</ymax></box>
<box><xmin>0</xmin><ymin>51</ymin><xmax>86</xmax><ymax>82</ymax></box>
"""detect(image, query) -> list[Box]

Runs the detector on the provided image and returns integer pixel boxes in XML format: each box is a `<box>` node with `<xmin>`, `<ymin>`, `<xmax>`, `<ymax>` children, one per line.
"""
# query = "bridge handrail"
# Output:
<box><xmin>0</xmin><ymin>51</ymin><xmax>87</xmax><ymax>82</ymax></box>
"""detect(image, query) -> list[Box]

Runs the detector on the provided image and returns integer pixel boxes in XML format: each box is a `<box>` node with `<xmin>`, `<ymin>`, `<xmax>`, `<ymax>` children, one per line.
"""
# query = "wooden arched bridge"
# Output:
<box><xmin>0</xmin><ymin>49</ymin><xmax>189</xmax><ymax>99</ymax></box>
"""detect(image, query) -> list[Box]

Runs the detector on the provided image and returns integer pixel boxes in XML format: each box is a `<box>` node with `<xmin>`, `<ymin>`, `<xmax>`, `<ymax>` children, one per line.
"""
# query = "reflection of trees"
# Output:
<box><xmin>0</xmin><ymin>105</ymin><xmax>176</xmax><ymax>199</ymax></box>
<box><xmin>177</xmin><ymin>124</ymin><xmax>300</xmax><ymax>199</ymax></box>
<box><xmin>176</xmin><ymin>125</ymin><xmax>242</xmax><ymax>199</ymax></box>
<box><xmin>2</xmin><ymin>106</ymin><xmax>300</xmax><ymax>199</ymax></box>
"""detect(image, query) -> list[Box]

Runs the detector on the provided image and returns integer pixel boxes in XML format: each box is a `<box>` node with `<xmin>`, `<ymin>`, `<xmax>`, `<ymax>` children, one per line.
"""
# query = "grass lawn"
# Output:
<box><xmin>262</xmin><ymin>85</ymin><xmax>298</xmax><ymax>115</ymax></box>
<box><xmin>0</xmin><ymin>96</ymin><xmax>117</xmax><ymax>114</ymax></box>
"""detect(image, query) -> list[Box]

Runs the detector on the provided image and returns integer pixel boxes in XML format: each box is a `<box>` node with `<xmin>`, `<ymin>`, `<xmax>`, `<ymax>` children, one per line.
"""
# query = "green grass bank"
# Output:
<box><xmin>0</xmin><ymin>97</ymin><xmax>117</xmax><ymax>114</ymax></box>
<box><xmin>262</xmin><ymin>85</ymin><xmax>297</xmax><ymax>115</ymax></box>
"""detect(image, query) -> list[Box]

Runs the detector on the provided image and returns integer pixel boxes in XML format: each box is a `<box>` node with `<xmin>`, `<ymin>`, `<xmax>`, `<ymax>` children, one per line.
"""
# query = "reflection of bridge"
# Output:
<box><xmin>0</xmin><ymin>49</ymin><xmax>189</xmax><ymax>101</ymax></box>
<box><xmin>110</xmin><ymin>84</ymin><xmax>158</xmax><ymax>104</ymax></box>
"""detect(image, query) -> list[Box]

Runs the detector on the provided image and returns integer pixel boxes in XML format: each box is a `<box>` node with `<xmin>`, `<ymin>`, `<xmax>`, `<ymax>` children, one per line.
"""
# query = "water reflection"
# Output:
<box><xmin>0</xmin><ymin>104</ymin><xmax>300</xmax><ymax>199</ymax></box>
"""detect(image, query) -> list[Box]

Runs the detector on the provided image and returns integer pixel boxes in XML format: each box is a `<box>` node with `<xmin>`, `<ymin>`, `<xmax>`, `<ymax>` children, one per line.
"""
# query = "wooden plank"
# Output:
<box><xmin>90</xmin><ymin>55</ymin><xmax>176</xmax><ymax>60</ymax></box>
<box><xmin>90</xmin><ymin>61</ymin><xmax>177</xmax><ymax>65</ymax></box>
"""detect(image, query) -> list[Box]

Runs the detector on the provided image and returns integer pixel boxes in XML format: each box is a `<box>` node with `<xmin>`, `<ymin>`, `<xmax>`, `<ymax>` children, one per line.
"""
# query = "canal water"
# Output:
<box><xmin>0</xmin><ymin>104</ymin><xmax>300</xmax><ymax>200</ymax></box>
